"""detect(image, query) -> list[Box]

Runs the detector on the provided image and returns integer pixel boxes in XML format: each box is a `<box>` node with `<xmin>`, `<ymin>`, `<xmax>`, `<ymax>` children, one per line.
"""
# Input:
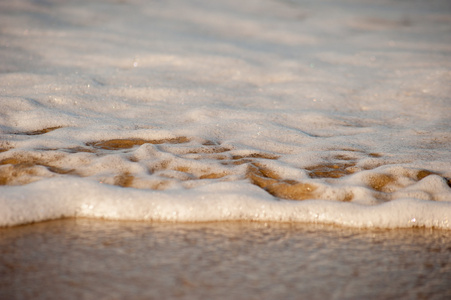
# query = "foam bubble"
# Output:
<box><xmin>0</xmin><ymin>178</ymin><xmax>450</xmax><ymax>229</ymax></box>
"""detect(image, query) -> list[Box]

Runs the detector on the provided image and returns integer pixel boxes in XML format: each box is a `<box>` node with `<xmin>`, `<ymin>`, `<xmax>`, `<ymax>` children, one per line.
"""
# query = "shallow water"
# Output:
<box><xmin>1</xmin><ymin>219</ymin><xmax>451</xmax><ymax>299</ymax></box>
<box><xmin>0</xmin><ymin>0</ymin><xmax>451</xmax><ymax>228</ymax></box>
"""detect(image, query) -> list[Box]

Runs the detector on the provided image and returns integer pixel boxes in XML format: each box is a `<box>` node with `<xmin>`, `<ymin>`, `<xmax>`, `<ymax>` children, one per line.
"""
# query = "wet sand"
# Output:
<box><xmin>1</xmin><ymin>219</ymin><xmax>450</xmax><ymax>299</ymax></box>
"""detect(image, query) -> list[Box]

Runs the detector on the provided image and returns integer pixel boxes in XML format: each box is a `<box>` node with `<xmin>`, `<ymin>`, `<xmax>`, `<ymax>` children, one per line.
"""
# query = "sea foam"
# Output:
<box><xmin>1</xmin><ymin>0</ymin><xmax>450</xmax><ymax>228</ymax></box>
<box><xmin>1</xmin><ymin>177</ymin><xmax>450</xmax><ymax>229</ymax></box>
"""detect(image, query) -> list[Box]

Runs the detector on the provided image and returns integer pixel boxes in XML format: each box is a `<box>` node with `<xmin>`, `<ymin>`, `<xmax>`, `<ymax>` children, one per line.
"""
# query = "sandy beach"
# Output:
<box><xmin>1</xmin><ymin>219</ymin><xmax>451</xmax><ymax>299</ymax></box>
<box><xmin>1</xmin><ymin>0</ymin><xmax>451</xmax><ymax>298</ymax></box>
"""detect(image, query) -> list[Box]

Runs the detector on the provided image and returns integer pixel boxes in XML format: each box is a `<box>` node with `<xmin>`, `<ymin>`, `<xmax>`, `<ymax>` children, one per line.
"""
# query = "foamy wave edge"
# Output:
<box><xmin>1</xmin><ymin>178</ymin><xmax>450</xmax><ymax>229</ymax></box>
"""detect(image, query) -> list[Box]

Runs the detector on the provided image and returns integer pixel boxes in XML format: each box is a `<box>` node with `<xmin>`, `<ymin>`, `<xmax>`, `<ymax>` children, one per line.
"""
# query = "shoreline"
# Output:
<box><xmin>2</xmin><ymin>215</ymin><xmax>451</xmax><ymax>231</ymax></box>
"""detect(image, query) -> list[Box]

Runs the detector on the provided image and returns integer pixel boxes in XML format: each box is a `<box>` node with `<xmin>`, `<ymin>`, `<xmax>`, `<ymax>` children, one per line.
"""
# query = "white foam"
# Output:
<box><xmin>1</xmin><ymin>0</ymin><xmax>450</xmax><ymax>228</ymax></box>
<box><xmin>0</xmin><ymin>178</ymin><xmax>450</xmax><ymax>229</ymax></box>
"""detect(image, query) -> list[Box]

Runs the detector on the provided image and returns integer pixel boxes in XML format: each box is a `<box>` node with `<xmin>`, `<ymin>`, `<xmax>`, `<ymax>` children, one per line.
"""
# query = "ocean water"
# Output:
<box><xmin>1</xmin><ymin>219</ymin><xmax>451</xmax><ymax>299</ymax></box>
<box><xmin>1</xmin><ymin>0</ymin><xmax>451</xmax><ymax>228</ymax></box>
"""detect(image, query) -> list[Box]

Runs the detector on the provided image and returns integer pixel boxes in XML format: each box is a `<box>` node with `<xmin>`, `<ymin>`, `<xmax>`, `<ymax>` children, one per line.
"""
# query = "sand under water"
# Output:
<box><xmin>1</xmin><ymin>219</ymin><xmax>451</xmax><ymax>299</ymax></box>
